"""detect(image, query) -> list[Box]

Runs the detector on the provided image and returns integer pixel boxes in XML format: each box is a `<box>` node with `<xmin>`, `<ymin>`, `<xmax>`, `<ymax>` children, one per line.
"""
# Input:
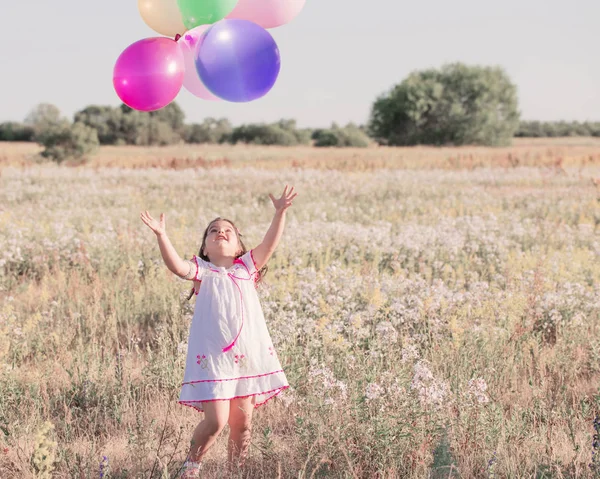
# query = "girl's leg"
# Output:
<box><xmin>227</xmin><ymin>396</ymin><xmax>254</xmax><ymax>467</ymax></box>
<box><xmin>188</xmin><ymin>401</ymin><xmax>230</xmax><ymax>462</ymax></box>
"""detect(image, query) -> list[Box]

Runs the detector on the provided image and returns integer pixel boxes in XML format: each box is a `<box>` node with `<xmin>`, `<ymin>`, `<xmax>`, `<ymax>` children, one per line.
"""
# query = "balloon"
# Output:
<box><xmin>177</xmin><ymin>26</ymin><xmax>220</xmax><ymax>101</ymax></box>
<box><xmin>138</xmin><ymin>0</ymin><xmax>186</xmax><ymax>37</ymax></box>
<box><xmin>177</xmin><ymin>0</ymin><xmax>239</xmax><ymax>29</ymax></box>
<box><xmin>227</xmin><ymin>0</ymin><xmax>305</xmax><ymax>29</ymax></box>
<box><xmin>195</xmin><ymin>19</ymin><xmax>281</xmax><ymax>102</ymax></box>
<box><xmin>113</xmin><ymin>38</ymin><xmax>184</xmax><ymax>112</ymax></box>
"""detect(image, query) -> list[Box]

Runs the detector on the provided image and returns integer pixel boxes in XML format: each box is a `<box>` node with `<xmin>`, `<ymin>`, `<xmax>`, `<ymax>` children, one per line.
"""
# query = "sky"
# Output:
<box><xmin>1</xmin><ymin>0</ymin><xmax>599</xmax><ymax>128</ymax></box>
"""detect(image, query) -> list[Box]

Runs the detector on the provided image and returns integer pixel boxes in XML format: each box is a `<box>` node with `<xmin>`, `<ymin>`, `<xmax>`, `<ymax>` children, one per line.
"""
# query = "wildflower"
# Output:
<box><xmin>487</xmin><ymin>451</ymin><xmax>497</xmax><ymax>478</ymax></box>
<box><xmin>32</xmin><ymin>421</ymin><xmax>57</xmax><ymax>479</ymax></box>
<box><xmin>468</xmin><ymin>378</ymin><xmax>490</xmax><ymax>405</ymax></box>
<box><xmin>410</xmin><ymin>360</ymin><xmax>450</xmax><ymax>408</ymax></box>
<box><xmin>375</xmin><ymin>321</ymin><xmax>398</xmax><ymax>344</ymax></box>
<box><xmin>99</xmin><ymin>455</ymin><xmax>110</xmax><ymax>479</ymax></box>
<box><xmin>279</xmin><ymin>387</ymin><xmax>296</xmax><ymax>407</ymax></box>
<box><xmin>401</xmin><ymin>344</ymin><xmax>420</xmax><ymax>363</ymax></box>
<box><xmin>177</xmin><ymin>341</ymin><xmax>188</xmax><ymax>355</ymax></box>
<box><xmin>365</xmin><ymin>382</ymin><xmax>385</xmax><ymax>402</ymax></box>
<box><xmin>308</xmin><ymin>365</ymin><xmax>347</xmax><ymax>402</ymax></box>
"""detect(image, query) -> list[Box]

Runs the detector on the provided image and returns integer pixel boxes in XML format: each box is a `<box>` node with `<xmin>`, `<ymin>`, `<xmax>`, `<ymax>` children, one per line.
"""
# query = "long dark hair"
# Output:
<box><xmin>186</xmin><ymin>217</ymin><xmax>268</xmax><ymax>300</ymax></box>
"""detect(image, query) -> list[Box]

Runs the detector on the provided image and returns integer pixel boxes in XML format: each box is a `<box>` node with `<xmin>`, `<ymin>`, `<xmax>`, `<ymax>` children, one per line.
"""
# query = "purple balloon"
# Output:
<box><xmin>195</xmin><ymin>19</ymin><xmax>281</xmax><ymax>102</ymax></box>
<box><xmin>113</xmin><ymin>37</ymin><xmax>184</xmax><ymax>112</ymax></box>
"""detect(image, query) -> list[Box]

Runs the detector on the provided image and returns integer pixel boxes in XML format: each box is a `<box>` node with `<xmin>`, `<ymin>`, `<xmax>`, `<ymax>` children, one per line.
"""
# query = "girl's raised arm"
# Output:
<box><xmin>140</xmin><ymin>211</ymin><xmax>195</xmax><ymax>279</ymax></box>
<box><xmin>252</xmin><ymin>186</ymin><xmax>297</xmax><ymax>271</ymax></box>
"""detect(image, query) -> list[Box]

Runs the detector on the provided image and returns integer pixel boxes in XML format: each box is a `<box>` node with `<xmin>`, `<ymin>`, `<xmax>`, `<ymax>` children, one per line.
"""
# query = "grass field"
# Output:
<box><xmin>1</xmin><ymin>140</ymin><xmax>600</xmax><ymax>478</ymax></box>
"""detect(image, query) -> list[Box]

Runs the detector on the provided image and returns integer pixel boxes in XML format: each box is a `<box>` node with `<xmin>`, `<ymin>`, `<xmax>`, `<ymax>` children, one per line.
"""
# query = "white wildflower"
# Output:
<box><xmin>177</xmin><ymin>341</ymin><xmax>188</xmax><ymax>355</ymax></box>
<box><xmin>375</xmin><ymin>321</ymin><xmax>398</xmax><ymax>344</ymax></box>
<box><xmin>401</xmin><ymin>344</ymin><xmax>420</xmax><ymax>363</ymax></box>
<box><xmin>365</xmin><ymin>382</ymin><xmax>385</xmax><ymax>401</ymax></box>
<box><xmin>468</xmin><ymin>378</ymin><xmax>489</xmax><ymax>405</ymax></box>
<box><xmin>411</xmin><ymin>360</ymin><xmax>450</xmax><ymax>408</ymax></box>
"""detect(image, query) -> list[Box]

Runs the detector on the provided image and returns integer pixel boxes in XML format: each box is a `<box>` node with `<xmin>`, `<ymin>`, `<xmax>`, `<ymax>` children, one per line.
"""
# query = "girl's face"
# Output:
<box><xmin>202</xmin><ymin>220</ymin><xmax>242</xmax><ymax>260</ymax></box>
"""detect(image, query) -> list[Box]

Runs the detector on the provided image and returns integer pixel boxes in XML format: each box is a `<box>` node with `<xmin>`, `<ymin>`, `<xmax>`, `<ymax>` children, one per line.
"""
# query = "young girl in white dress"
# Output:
<box><xmin>140</xmin><ymin>186</ymin><xmax>297</xmax><ymax>478</ymax></box>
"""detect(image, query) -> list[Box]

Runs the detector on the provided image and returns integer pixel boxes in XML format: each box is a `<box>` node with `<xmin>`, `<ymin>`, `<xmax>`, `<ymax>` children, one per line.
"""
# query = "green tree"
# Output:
<box><xmin>275</xmin><ymin>119</ymin><xmax>312</xmax><ymax>145</ymax></box>
<box><xmin>149</xmin><ymin>102</ymin><xmax>186</xmax><ymax>133</ymax></box>
<box><xmin>515</xmin><ymin>120</ymin><xmax>600</xmax><ymax>138</ymax></box>
<box><xmin>229</xmin><ymin>123</ymin><xmax>298</xmax><ymax>146</ymax></box>
<box><xmin>24</xmin><ymin>103</ymin><xmax>63</xmax><ymax>138</ymax></box>
<box><xmin>313</xmin><ymin>123</ymin><xmax>371</xmax><ymax>147</ymax></box>
<box><xmin>37</xmin><ymin>121</ymin><xmax>99</xmax><ymax>163</ymax></box>
<box><xmin>313</xmin><ymin>129</ymin><xmax>338</xmax><ymax>147</ymax></box>
<box><xmin>369</xmin><ymin>63</ymin><xmax>520</xmax><ymax>146</ymax></box>
<box><xmin>74</xmin><ymin>105</ymin><xmax>124</xmax><ymax>144</ymax></box>
<box><xmin>184</xmin><ymin>118</ymin><xmax>232</xmax><ymax>144</ymax></box>
<box><xmin>118</xmin><ymin>107</ymin><xmax>180</xmax><ymax>146</ymax></box>
<box><xmin>0</xmin><ymin>122</ymin><xmax>35</xmax><ymax>141</ymax></box>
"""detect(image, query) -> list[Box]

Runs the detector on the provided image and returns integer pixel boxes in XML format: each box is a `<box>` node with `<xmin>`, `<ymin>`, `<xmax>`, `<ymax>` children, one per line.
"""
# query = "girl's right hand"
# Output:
<box><xmin>140</xmin><ymin>211</ymin><xmax>166</xmax><ymax>237</ymax></box>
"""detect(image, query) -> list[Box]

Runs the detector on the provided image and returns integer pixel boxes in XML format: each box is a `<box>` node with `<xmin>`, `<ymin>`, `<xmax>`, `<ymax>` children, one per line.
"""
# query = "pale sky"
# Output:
<box><xmin>1</xmin><ymin>0</ymin><xmax>599</xmax><ymax>127</ymax></box>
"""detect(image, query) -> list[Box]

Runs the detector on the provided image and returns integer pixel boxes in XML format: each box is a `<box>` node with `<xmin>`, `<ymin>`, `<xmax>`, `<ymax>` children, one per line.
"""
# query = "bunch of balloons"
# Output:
<box><xmin>113</xmin><ymin>0</ymin><xmax>305</xmax><ymax>111</ymax></box>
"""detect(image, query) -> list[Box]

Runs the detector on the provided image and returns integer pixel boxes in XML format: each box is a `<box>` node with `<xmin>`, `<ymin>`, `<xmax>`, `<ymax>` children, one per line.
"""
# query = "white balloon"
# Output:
<box><xmin>138</xmin><ymin>0</ymin><xmax>186</xmax><ymax>38</ymax></box>
<box><xmin>227</xmin><ymin>0</ymin><xmax>306</xmax><ymax>29</ymax></box>
<box><xmin>177</xmin><ymin>27</ymin><xmax>220</xmax><ymax>101</ymax></box>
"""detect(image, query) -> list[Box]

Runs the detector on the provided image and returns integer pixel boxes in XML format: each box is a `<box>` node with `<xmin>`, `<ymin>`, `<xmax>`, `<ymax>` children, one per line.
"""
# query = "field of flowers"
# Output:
<box><xmin>1</xmin><ymin>141</ymin><xmax>600</xmax><ymax>478</ymax></box>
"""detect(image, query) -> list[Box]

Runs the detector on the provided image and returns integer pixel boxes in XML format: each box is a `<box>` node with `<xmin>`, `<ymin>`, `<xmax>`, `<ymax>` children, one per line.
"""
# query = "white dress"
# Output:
<box><xmin>179</xmin><ymin>250</ymin><xmax>289</xmax><ymax>412</ymax></box>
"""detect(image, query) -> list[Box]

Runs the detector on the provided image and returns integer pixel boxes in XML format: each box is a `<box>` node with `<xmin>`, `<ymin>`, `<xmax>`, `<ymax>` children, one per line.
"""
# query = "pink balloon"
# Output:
<box><xmin>177</xmin><ymin>26</ymin><xmax>220</xmax><ymax>101</ymax></box>
<box><xmin>113</xmin><ymin>37</ymin><xmax>184</xmax><ymax>112</ymax></box>
<box><xmin>226</xmin><ymin>0</ymin><xmax>306</xmax><ymax>29</ymax></box>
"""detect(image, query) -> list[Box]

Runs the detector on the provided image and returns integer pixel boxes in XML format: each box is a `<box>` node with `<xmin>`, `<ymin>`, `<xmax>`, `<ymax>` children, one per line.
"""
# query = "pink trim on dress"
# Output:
<box><xmin>182</xmin><ymin>370</ymin><xmax>284</xmax><ymax>386</ymax></box>
<box><xmin>179</xmin><ymin>385</ymin><xmax>289</xmax><ymax>412</ymax></box>
<box><xmin>203</xmin><ymin>260</ymin><xmax>254</xmax><ymax>353</ymax></box>
<box><xmin>221</xmin><ymin>270</ymin><xmax>246</xmax><ymax>352</ymax></box>
<box><xmin>192</xmin><ymin>256</ymin><xmax>201</xmax><ymax>282</ymax></box>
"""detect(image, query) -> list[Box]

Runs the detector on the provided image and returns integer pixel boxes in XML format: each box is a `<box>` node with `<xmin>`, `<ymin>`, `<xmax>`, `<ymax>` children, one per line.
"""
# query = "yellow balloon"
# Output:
<box><xmin>138</xmin><ymin>0</ymin><xmax>186</xmax><ymax>37</ymax></box>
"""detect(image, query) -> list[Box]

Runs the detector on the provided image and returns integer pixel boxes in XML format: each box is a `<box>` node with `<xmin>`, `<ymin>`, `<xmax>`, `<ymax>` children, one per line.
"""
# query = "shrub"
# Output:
<box><xmin>37</xmin><ymin>121</ymin><xmax>99</xmax><ymax>163</ymax></box>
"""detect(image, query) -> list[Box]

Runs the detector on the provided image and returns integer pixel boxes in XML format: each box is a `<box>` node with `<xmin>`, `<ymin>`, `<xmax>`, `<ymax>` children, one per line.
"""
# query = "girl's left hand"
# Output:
<box><xmin>269</xmin><ymin>185</ymin><xmax>297</xmax><ymax>213</ymax></box>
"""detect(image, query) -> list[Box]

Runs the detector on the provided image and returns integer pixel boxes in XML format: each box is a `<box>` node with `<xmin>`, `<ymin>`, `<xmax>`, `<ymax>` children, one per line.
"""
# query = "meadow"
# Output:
<box><xmin>0</xmin><ymin>139</ymin><xmax>599</xmax><ymax>478</ymax></box>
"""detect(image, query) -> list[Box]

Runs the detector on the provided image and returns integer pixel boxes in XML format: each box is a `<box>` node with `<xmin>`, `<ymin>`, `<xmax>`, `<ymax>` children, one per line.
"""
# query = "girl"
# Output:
<box><xmin>140</xmin><ymin>186</ymin><xmax>297</xmax><ymax>478</ymax></box>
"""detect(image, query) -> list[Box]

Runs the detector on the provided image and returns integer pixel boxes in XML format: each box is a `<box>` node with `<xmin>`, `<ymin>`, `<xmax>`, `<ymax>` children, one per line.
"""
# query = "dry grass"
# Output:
<box><xmin>2</xmin><ymin>137</ymin><xmax>600</xmax><ymax>171</ymax></box>
<box><xmin>1</xmin><ymin>139</ymin><xmax>599</xmax><ymax>478</ymax></box>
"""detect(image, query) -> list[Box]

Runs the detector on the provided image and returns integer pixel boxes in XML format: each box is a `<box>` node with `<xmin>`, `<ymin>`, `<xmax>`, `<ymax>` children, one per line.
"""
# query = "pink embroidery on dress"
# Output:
<box><xmin>234</xmin><ymin>354</ymin><xmax>245</xmax><ymax>364</ymax></box>
<box><xmin>268</xmin><ymin>346</ymin><xmax>276</xmax><ymax>357</ymax></box>
<box><xmin>196</xmin><ymin>354</ymin><xmax>208</xmax><ymax>369</ymax></box>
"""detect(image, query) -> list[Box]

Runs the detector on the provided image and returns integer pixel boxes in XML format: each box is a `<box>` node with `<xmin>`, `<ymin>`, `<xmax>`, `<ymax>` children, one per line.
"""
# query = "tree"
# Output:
<box><xmin>115</xmin><ymin>107</ymin><xmax>180</xmax><ymax>146</ymax></box>
<box><xmin>229</xmin><ymin>123</ymin><xmax>299</xmax><ymax>146</ymax></box>
<box><xmin>369</xmin><ymin>63</ymin><xmax>520</xmax><ymax>146</ymax></box>
<box><xmin>74</xmin><ymin>105</ymin><xmax>124</xmax><ymax>145</ymax></box>
<box><xmin>275</xmin><ymin>119</ymin><xmax>312</xmax><ymax>145</ymax></box>
<box><xmin>313</xmin><ymin>123</ymin><xmax>370</xmax><ymax>147</ymax></box>
<box><xmin>37</xmin><ymin>121</ymin><xmax>99</xmax><ymax>163</ymax></box>
<box><xmin>514</xmin><ymin>120</ymin><xmax>600</xmax><ymax>138</ymax></box>
<box><xmin>24</xmin><ymin>103</ymin><xmax>63</xmax><ymax>137</ymax></box>
<box><xmin>120</xmin><ymin>102</ymin><xmax>186</xmax><ymax>134</ymax></box>
<box><xmin>184</xmin><ymin>118</ymin><xmax>232</xmax><ymax>144</ymax></box>
<box><xmin>0</xmin><ymin>122</ymin><xmax>35</xmax><ymax>141</ymax></box>
<box><xmin>149</xmin><ymin>102</ymin><xmax>186</xmax><ymax>132</ymax></box>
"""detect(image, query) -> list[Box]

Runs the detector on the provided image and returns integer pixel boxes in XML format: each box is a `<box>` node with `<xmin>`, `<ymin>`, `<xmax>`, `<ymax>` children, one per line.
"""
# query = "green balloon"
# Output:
<box><xmin>177</xmin><ymin>0</ymin><xmax>239</xmax><ymax>29</ymax></box>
